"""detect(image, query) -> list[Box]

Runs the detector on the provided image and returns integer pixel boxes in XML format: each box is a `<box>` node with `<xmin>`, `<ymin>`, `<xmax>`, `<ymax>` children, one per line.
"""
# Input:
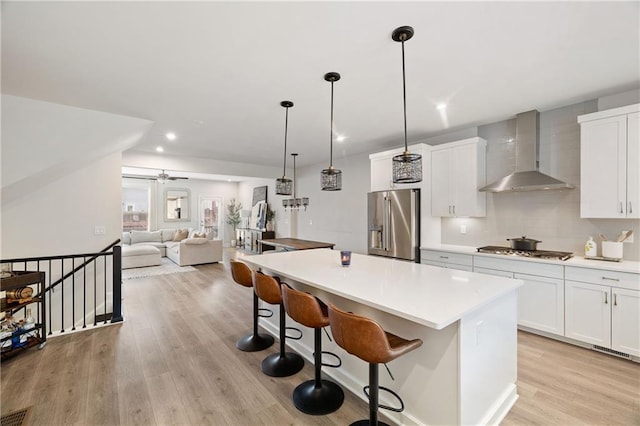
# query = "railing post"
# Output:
<box><xmin>111</xmin><ymin>245</ymin><xmax>123</xmax><ymax>323</ymax></box>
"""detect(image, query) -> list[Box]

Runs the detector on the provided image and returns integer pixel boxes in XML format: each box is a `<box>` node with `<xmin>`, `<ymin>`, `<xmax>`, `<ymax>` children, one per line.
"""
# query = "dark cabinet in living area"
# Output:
<box><xmin>236</xmin><ymin>228</ymin><xmax>275</xmax><ymax>254</ymax></box>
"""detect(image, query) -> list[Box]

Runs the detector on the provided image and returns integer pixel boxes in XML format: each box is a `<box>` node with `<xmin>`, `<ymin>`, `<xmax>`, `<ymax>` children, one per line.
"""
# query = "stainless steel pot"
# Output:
<box><xmin>507</xmin><ymin>236</ymin><xmax>541</xmax><ymax>251</ymax></box>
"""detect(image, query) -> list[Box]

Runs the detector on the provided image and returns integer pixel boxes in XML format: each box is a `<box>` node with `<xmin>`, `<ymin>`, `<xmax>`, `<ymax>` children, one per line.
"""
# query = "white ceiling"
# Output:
<box><xmin>3</xmin><ymin>1</ymin><xmax>639</xmax><ymax>171</ymax></box>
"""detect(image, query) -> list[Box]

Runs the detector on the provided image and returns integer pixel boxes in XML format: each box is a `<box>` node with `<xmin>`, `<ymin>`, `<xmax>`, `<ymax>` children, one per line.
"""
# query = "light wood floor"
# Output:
<box><xmin>2</xmin><ymin>249</ymin><xmax>639</xmax><ymax>425</ymax></box>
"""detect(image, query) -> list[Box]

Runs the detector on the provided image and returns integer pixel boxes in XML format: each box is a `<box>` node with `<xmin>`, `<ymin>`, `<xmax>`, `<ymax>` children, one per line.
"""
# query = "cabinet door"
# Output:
<box><xmin>627</xmin><ymin>112</ymin><xmax>639</xmax><ymax>218</ymax></box>
<box><xmin>516</xmin><ymin>273</ymin><xmax>564</xmax><ymax>335</ymax></box>
<box><xmin>611</xmin><ymin>288</ymin><xmax>640</xmax><ymax>357</ymax></box>
<box><xmin>431</xmin><ymin>148</ymin><xmax>452</xmax><ymax>216</ymax></box>
<box><xmin>565</xmin><ymin>281</ymin><xmax>611</xmax><ymax>347</ymax></box>
<box><xmin>451</xmin><ymin>143</ymin><xmax>486</xmax><ymax>217</ymax></box>
<box><xmin>580</xmin><ymin>115</ymin><xmax>627</xmax><ymax>218</ymax></box>
<box><xmin>371</xmin><ymin>156</ymin><xmax>393</xmax><ymax>192</ymax></box>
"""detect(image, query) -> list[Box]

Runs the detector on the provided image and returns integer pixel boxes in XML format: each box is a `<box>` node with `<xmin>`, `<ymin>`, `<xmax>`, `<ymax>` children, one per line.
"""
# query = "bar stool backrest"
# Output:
<box><xmin>281</xmin><ymin>284</ymin><xmax>329</xmax><ymax>329</ymax></box>
<box><xmin>230</xmin><ymin>260</ymin><xmax>253</xmax><ymax>288</ymax></box>
<box><xmin>254</xmin><ymin>272</ymin><xmax>283</xmax><ymax>305</ymax></box>
<box><xmin>328</xmin><ymin>303</ymin><xmax>393</xmax><ymax>364</ymax></box>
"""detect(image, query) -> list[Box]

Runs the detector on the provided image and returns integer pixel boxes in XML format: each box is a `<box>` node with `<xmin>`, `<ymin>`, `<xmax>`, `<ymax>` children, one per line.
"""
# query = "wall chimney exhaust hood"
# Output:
<box><xmin>479</xmin><ymin>110</ymin><xmax>575</xmax><ymax>193</ymax></box>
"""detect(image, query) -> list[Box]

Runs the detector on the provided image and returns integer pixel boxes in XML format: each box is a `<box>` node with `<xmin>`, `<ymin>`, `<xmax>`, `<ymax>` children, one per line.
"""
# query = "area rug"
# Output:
<box><xmin>122</xmin><ymin>258</ymin><xmax>196</xmax><ymax>280</ymax></box>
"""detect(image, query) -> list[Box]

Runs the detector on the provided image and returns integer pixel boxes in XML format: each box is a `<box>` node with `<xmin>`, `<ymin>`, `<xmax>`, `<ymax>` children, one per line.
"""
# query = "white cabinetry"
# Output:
<box><xmin>578</xmin><ymin>104</ymin><xmax>640</xmax><ymax>218</ymax></box>
<box><xmin>474</xmin><ymin>256</ymin><xmax>564</xmax><ymax>336</ymax></box>
<box><xmin>430</xmin><ymin>137</ymin><xmax>486</xmax><ymax>217</ymax></box>
<box><xmin>370</xmin><ymin>144</ymin><xmax>430</xmax><ymax>192</ymax></box>
<box><xmin>565</xmin><ymin>266</ymin><xmax>640</xmax><ymax>357</ymax></box>
<box><xmin>421</xmin><ymin>250</ymin><xmax>473</xmax><ymax>271</ymax></box>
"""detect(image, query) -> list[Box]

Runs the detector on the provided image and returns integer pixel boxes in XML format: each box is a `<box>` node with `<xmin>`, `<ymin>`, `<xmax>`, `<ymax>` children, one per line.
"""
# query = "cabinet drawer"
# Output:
<box><xmin>421</xmin><ymin>250</ymin><xmax>473</xmax><ymax>267</ymax></box>
<box><xmin>473</xmin><ymin>267</ymin><xmax>514</xmax><ymax>279</ymax></box>
<box><xmin>474</xmin><ymin>256</ymin><xmax>563</xmax><ymax>279</ymax></box>
<box><xmin>565</xmin><ymin>266</ymin><xmax>640</xmax><ymax>291</ymax></box>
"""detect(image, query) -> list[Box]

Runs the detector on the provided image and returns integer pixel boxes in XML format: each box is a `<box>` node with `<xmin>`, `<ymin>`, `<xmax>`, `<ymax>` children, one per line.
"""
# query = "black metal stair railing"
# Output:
<box><xmin>1</xmin><ymin>240</ymin><xmax>123</xmax><ymax>335</ymax></box>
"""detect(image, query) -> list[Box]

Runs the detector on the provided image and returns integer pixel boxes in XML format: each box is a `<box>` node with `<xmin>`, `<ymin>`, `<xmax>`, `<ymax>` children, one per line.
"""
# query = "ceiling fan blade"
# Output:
<box><xmin>168</xmin><ymin>176</ymin><xmax>189</xmax><ymax>180</ymax></box>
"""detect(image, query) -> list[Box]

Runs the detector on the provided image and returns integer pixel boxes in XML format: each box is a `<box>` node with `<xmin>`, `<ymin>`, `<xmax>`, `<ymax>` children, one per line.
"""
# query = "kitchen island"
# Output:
<box><xmin>243</xmin><ymin>249</ymin><xmax>523</xmax><ymax>425</ymax></box>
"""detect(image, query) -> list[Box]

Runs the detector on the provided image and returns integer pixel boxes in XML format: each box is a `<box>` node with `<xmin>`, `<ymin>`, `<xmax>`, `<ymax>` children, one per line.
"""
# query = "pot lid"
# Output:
<box><xmin>507</xmin><ymin>236</ymin><xmax>542</xmax><ymax>243</ymax></box>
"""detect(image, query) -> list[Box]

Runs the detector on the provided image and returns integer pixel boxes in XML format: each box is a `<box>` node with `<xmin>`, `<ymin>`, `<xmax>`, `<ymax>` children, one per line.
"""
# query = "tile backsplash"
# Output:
<box><xmin>441</xmin><ymin>99</ymin><xmax>640</xmax><ymax>261</ymax></box>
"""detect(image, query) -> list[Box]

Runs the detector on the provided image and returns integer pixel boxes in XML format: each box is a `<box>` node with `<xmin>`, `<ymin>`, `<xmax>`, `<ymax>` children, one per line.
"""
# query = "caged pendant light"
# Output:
<box><xmin>275</xmin><ymin>101</ymin><xmax>294</xmax><ymax>195</ymax></box>
<box><xmin>320</xmin><ymin>72</ymin><xmax>342</xmax><ymax>191</ymax></box>
<box><xmin>391</xmin><ymin>26</ymin><xmax>422</xmax><ymax>184</ymax></box>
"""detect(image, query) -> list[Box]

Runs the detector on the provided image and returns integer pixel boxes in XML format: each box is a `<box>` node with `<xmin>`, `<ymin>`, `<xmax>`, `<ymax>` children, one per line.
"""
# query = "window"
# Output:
<box><xmin>200</xmin><ymin>196</ymin><xmax>222</xmax><ymax>239</ymax></box>
<box><xmin>122</xmin><ymin>187</ymin><xmax>149</xmax><ymax>231</ymax></box>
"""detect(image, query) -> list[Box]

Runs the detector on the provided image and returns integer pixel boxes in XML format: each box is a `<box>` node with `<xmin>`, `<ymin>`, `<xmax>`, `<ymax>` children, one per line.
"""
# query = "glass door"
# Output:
<box><xmin>199</xmin><ymin>196</ymin><xmax>223</xmax><ymax>239</ymax></box>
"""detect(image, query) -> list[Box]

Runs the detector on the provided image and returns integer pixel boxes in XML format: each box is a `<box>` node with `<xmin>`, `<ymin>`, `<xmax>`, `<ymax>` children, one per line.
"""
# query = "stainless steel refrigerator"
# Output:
<box><xmin>367</xmin><ymin>188</ymin><xmax>420</xmax><ymax>262</ymax></box>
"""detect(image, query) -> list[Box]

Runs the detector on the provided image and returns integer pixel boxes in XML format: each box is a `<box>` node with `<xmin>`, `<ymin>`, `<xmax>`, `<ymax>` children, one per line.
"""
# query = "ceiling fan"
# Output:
<box><xmin>122</xmin><ymin>169</ymin><xmax>188</xmax><ymax>183</ymax></box>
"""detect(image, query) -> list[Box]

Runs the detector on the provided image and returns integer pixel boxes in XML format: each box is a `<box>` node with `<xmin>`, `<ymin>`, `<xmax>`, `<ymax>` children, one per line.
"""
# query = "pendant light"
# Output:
<box><xmin>283</xmin><ymin>153</ymin><xmax>309</xmax><ymax>210</ymax></box>
<box><xmin>391</xmin><ymin>26</ymin><xmax>422</xmax><ymax>184</ymax></box>
<box><xmin>320</xmin><ymin>72</ymin><xmax>342</xmax><ymax>191</ymax></box>
<box><xmin>275</xmin><ymin>101</ymin><xmax>294</xmax><ymax>195</ymax></box>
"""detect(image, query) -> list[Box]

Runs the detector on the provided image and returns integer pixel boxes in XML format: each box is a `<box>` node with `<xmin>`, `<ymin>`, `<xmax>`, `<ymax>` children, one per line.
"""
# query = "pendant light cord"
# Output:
<box><xmin>329</xmin><ymin>80</ymin><xmax>334</xmax><ymax>168</ymax></box>
<box><xmin>401</xmin><ymin>38</ymin><xmax>408</xmax><ymax>152</ymax></box>
<box><xmin>283</xmin><ymin>106</ymin><xmax>289</xmax><ymax>175</ymax></box>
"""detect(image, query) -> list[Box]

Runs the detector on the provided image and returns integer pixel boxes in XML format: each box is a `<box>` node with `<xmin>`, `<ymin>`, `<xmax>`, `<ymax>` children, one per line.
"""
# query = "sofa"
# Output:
<box><xmin>121</xmin><ymin>228</ymin><xmax>223</xmax><ymax>269</ymax></box>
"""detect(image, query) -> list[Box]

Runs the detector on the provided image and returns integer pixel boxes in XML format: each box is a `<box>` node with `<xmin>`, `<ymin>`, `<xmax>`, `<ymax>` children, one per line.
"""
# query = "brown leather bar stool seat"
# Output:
<box><xmin>281</xmin><ymin>284</ymin><xmax>344</xmax><ymax>415</ymax></box>
<box><xmin>229</xmin><ymin>260</ymin><xmax>274</xmax><ymax>352</ymax></box>
<box><xmin>328</xmin><ymin>303</ymin><xmax>423</xmax><ymax>426</ymax></box>
<box><xmin>254</xmin><ymin>272</ymin><xmax>304</xmax><ymax>377</ymax></box>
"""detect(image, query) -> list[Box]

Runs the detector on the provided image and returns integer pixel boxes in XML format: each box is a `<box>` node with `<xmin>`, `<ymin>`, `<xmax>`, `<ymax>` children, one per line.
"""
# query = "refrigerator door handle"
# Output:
<box><xmin>384</xmin><ymin>196</ymin><xmax>391</xmax><ymax>251</ymax></box>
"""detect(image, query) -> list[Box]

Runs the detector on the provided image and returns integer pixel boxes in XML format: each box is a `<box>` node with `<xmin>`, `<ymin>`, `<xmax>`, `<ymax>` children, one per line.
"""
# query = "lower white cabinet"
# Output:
<box><xmin>565</xmin><ymin>280</ymin><xmax>640</xmax><ymax>357</ymax></box>
<box><xmin>474</xmin><ymin>256</ymin><xmax>565</xmax><ymax>336</ymax></box>
<box><xmin>516</xmin><ymin>273</ymin><xmax>564</xmax><ymax>336</ymax></box>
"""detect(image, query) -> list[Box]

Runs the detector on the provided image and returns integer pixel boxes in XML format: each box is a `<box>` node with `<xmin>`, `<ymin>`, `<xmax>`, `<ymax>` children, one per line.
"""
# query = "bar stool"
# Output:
<box><xmin>281</xmin><ymin>284</ymin><xmax>344</xmax><ymax>415</ymax></box>
<box><xmin>328</xmin><ymin>303</ymin><xmax>423</xmax><ymax>426</ymax></box>
<box><xmin>254</xmin><ymin>272</ymin><xmax>304</xmax><ymax>377</ymax></box>
<box><xmin>229</xmin><ymin>260</ymin><xmax>274</xmax><ymax>352</ymax></box>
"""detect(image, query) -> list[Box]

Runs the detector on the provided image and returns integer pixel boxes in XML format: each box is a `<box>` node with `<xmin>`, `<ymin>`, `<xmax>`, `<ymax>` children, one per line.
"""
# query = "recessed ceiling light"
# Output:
<box><xmin>165</xmin><ymin>132</ymin><xmax>177</xmax><ymax>141</ymax></box>
<box><xmin>336</xmin><ymin>135</ymin><xmax>346</xmax><ymax>142</ymax></box>
<box><xmin>436</xmin><ymin>103</ymin><xmax>447</xmax><ymax>111</ymax></box>
<box><xmin>156</xmin><ymin>146</ymin><xmax>164</xmax><ymax>152</ymax></box>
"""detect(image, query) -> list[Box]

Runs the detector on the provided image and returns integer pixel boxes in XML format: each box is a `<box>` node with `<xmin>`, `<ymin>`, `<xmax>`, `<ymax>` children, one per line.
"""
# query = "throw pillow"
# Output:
<box><xmin>173</xmin><ymin>229</ymin><xmax>189</xmax><ymax>242</ymax></box>
<box><xmin>193</xmin><ymin>232</ymin><xmax>206</xmax><ymax>238</ymax></box>
<box><xmin>131</xmin><ymin>230</ymin><xmax>162</xmax><ymax>244</ymax></box>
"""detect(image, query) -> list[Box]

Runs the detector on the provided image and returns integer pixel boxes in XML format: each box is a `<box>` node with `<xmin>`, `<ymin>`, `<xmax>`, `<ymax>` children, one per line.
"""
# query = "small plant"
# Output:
<box><xmin>225</xmin><ymin>198</ymin><xmax>242</xmax><ymax>234</ymax></box>
<box><xmin>266</xmin><ymin>207</ymin><xmax>275</xmax><ymax>223</ymax></box>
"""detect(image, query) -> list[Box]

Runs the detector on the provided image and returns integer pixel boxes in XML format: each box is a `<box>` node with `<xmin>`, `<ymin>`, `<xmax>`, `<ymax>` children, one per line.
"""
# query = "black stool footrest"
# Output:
<box><xmin>350</xmin><ymin>421</ymin><xmax>391</xmax><ymax>426</ymax></box>
<box><xmin>363</xmin><ymin>385</ymin><xmax>405</xmax><ymax>413</ymax></box>
<box><xmin>258</xmin><ymin>308</ymin><xmax>273</xmax><ymax>318</ymax></box>
<box><xmin>285</xmin><ymin>326</ymin><xmax>303</xmax><ymax>340</ymax></box>
<box><xmin>317</xmin><ymin>350</ymin><xmax>342</xmax><ymax>368</ymax></box>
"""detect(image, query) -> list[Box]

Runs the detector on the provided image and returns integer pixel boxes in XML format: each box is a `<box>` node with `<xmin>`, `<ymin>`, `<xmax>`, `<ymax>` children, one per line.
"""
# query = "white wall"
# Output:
<box><xmin>2</xmin><ymin>152</ymin><xmax>123</xmax><ymax>258</ymax></box>
<box><xmin>238</xmin><ymin>177</ymin><xmax>293</xmax><ymax>238</ymax></box>
<box><xmin>294</xmin><ymin>153</ymin><xmax>371</xmax><ymax>254</ymax></box>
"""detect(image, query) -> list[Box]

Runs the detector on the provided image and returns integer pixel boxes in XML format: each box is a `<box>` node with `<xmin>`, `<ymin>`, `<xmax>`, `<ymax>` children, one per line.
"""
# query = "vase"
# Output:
<box><xmin>266</xmin><ymin>222</ymin><xmax>274</xmax><ymax>232</ymax></box>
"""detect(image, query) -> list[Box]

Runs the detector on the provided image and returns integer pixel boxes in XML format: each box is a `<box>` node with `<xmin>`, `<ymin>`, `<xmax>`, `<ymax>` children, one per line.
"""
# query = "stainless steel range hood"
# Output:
<box><xmin>479</xmin><ymin>110</ymin><xmax>575</xmax><ymax>193</ymax></box>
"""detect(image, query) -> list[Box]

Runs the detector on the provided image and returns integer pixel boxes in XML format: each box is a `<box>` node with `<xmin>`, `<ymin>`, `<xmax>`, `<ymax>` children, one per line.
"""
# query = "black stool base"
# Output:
<box><xmin>350</xmin><ymin>421</ymin><xmax>390</xmax><ymax>426</ymax></box>
<box><xmin>293</xmin><ymin>379</ymin><xmax>344</xmax><ymax>415</ymax></box>
<box><xmin>261</xmin><ymin>352</ymin><xmax>304</xmax><ymax>377</ymax></box>
<box><xmin>236</xmin><ymin>333</ymin><xmax>274</xmax><ymax>352</ymax></box>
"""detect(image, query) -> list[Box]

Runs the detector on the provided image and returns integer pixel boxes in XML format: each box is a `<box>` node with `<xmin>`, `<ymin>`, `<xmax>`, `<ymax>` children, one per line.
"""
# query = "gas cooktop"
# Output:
<box><xmin>477</xmin><ymin>246</ymin><xmax>573</xmax><ymax>261</ymax></box>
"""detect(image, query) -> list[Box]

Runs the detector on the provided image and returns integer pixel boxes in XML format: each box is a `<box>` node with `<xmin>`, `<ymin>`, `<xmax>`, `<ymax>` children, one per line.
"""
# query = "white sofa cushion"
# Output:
<box><xmin>183</xmin><ymin>238</ymin><xmax>208</xmax><ymax>245</ymax></box>
<box><xmin>122</xmin><ymin>232</ymin><xmax>131</xmax><ymax>245</ymax></box>
<box><xmin>131</xmin><ymin>230</ymin><xmax>162</xmax><ymax>244</ymax></box>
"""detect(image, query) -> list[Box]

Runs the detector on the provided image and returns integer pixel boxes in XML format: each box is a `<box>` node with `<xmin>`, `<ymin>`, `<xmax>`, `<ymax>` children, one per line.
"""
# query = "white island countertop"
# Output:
<box><xmin>243</xmin><ymin>248</ymin><xmax>522</xmax><ymax>330</ymax></box>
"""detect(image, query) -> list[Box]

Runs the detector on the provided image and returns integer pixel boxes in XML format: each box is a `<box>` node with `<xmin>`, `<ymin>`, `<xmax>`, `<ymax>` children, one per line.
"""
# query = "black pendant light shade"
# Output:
<box><xmin>391</xmin><ymin>26</ymin><xmax>422</xmax><ymax>184</ymax></box>
<box><xmin>276</xmin><ymin>101</ymin><xmax>294</xmax><ymax>195</ymax></box>
<box><xmin>321</xmin><ymin>72</ymin><xmax>342</xmax><ymax>191</ymax></box>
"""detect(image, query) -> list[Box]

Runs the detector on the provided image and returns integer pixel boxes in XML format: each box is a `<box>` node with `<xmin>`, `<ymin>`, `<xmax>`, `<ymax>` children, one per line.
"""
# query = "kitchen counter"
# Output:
<box><xmin>244</xmin><ymin>249</ymin><xmax>522</xmax><ymax>425</ymax></box>
<box><xmin>421</xmin><ymin>243</ymin><xmax>640</xmax><ymax>273</ymax></box>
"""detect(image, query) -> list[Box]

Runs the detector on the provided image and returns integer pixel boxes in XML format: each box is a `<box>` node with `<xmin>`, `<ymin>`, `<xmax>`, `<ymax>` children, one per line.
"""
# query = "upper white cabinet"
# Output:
<box><xmin>370</xmin><ymin>143</ymin><xmax>430</xmax><ymax>192</ymax></box>
<box><xmin>430</xmin><ymin>137</ymin><xmax>486</xmax><ymax>217</ymax></box>
<box><xmin>578</xmin><ymin>104</ymin><xmax>640</xmax><ymax>218</ymax></box>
